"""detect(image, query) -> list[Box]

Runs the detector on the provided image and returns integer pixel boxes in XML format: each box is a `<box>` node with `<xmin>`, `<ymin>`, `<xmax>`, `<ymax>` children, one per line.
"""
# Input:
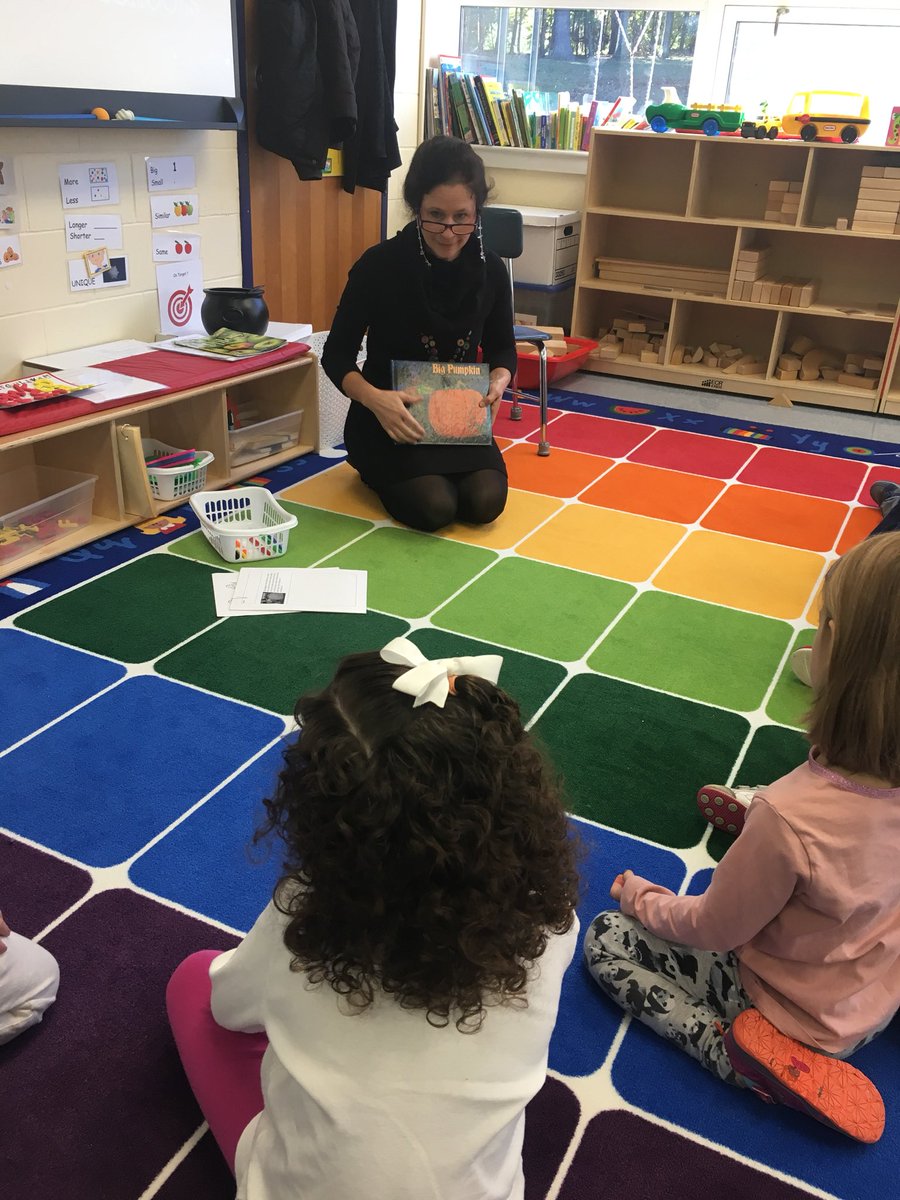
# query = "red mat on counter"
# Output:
<box><xmin>0</xmin><ymin>343</ymin><xmax>310</xmax><ymax>440</ymax></box>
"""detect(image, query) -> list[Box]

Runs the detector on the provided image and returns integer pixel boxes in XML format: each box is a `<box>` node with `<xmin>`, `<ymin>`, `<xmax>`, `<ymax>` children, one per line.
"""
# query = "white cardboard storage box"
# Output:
<box><xmin>506</xmin><ymin>205</ymin><xmax>581</xmax><ymax>288</ymax></box>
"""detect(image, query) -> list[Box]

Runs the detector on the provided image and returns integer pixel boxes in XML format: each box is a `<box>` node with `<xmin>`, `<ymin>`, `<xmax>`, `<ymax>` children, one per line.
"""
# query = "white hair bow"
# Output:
<box><xmin>380</xmin><ymin>636</ymin><xmax>503</xmax><ymax>709</ymax></box>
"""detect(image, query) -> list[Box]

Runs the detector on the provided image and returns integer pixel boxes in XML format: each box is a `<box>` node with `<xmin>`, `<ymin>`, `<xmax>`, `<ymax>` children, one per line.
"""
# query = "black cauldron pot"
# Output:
<box><xmin>201</xmin><ymin>286</ymin><xmax>270</xmax><ymax>335</ymax></box>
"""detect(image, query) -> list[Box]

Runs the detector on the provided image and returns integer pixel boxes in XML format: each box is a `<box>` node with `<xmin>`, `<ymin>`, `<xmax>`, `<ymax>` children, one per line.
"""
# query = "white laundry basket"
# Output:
<box><xmin>143</xmin><ymin>439</ymin><xmax>215</xmax><ymax>501</ymax></box>
<box><xmin>189</xmin><ymin>488</ymin><xmax>297</xmax><ymax>562</ymax></box>
<box><xmin>307</xmin><ymin>330</ymin><xmax>366</xmax><ymax>450</ymax></box>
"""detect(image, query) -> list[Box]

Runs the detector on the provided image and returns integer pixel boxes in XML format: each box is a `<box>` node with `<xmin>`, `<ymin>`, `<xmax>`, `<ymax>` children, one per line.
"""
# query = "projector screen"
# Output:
<box><xmin>5</xmin><ymin>0</ymin><xmax>238</xmax><ymax>99</ymax></box>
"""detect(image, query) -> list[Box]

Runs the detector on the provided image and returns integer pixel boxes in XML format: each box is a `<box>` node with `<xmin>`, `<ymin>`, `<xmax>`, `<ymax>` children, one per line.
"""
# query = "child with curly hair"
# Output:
<box><xmin>585</xmin><ymin>532</ymin><xmax>900</xmax><ymax>1145</ymax></box>
<box><xmin>167</xmin><ymin>638</ymin><xmax>579</xmax><ymax>1199</ymax></box>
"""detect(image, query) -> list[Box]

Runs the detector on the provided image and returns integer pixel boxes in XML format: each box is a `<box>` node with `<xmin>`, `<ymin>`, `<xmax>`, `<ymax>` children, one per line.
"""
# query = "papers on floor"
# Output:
<box><xmin>24</xmin><ymin>339</ymin><xmax>152</xmax><ymax>370</ymax></box>
<box><xmin>54</xmin><ymin>367</ymin><xmax>165</xmax><ymax>404</ymax></box>
<box><xmin>212</xmin><ymin>567</ymin><xmax>367</xmax><ymax>617</ymax></box>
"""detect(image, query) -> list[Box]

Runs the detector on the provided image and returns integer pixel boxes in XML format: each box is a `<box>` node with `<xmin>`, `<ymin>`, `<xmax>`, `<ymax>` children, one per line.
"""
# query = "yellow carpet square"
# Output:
<box><xmin>438</xmin><ymin>489</ymin><xmax>564</xmax><ymax>549</ymax></box>
<box><xmin>280</xmin><ymin>462</ymin><xmax>387</xmax><ymax>521</ymax></box>
<box><xmin>517</xmin><ymin>503</ymin><xmax>685</xmax><ymax>582</ymax></box>
<box><xmin>656</xmin><ymin>530</ymin><xmax>824</xmax><ymax>619</ymax></box>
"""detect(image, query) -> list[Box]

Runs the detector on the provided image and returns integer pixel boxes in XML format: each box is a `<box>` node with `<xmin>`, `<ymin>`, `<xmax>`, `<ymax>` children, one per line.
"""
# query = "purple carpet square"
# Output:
<box><xmin>523</xmin><ymin>1077</ymin><xmax>580</xmax><ymax>1200</ymax></box>
<box><xmin>0</xmin><ymin>833</ymin><xmax>91</xmax><ymax>938</ymax></box>
<box><xmin>549</xmin><ymin>818</ymin><xmax>686</xmax><ymax>1077</ymax></box>
<box><xmin>0</xmin><ymin>675</ymin><xmax>284</xmax><ymax>867</ymax></box>
<box><xmin>0</xmin><ymin>889</ymin><xmax>237</xmax><ymax>1200</ymax></box>
<box><xmin>559</xmin><ymin>1110</ymin><xmax>819</xmax><ymax>1199</ymax></box>
<box><xmin>153</xmin><ymin>1130</ymin><xmax>235</xmax><ymax>1200</ymax></box>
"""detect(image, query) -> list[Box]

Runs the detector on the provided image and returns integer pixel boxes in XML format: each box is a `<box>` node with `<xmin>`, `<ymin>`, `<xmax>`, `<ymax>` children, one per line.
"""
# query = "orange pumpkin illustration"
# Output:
<box><xmin>427</xmin><ymin>387</ymin><xmax>485</xmax><ymax>438</ymax></box>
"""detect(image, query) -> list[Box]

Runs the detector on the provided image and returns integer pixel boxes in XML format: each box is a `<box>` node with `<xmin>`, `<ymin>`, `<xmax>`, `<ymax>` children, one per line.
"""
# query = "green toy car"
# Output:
<box><xmin>646</xmin><ymin>91</ymin><xmax>744</xmax><ymax>137</ymax></box>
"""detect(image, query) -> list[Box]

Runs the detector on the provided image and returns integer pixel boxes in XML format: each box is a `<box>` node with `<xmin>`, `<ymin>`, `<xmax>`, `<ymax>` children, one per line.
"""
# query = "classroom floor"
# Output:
<box><xmin>2</xmin><ymin>378</ymin><xmax>899</xmax><ymax>1200</ymax></box>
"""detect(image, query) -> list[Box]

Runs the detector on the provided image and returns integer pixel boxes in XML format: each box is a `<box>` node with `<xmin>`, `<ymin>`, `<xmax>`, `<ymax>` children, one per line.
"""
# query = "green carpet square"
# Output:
<box><xmin>765</xmin><ymin>629</ymin><xmax>816</xmax><ymax>728</ymax></box>
<box><xmin>321</xmin><ymin>528</ymin><xmax>495</xmax><ymax>618</ymax></box>
<box><xmin>156</xmin><ymin>611</ymin><xmax>410</xmax><ymax>715</ymax></box>
<box><xmin>589</xmin><ymin>592</ymin><xmax>793</xmax><ymax>712</ymax></box>
<box><xmin>408</xmin><ymin>629</ymin><xmax>567</xmax><ymax>725</ymax></box>
<box><xmin>434</xmin><ymin>558</ymin><xmax>634</xmax><ymax>662</ymax></box>
<box><xmin>167</xmin><ymin>503</ymin><xmax>373</xmax><ymax>571</ymax></box>
<box><xmin>534</xmin><ymin>672</ymin><xmax>750</xmax><ymax>847</ymax></box>
<box><xmin>707</xmin><ymin>722</ymin><xmax>809</xmax><ymax>861</ymax></box>
<box><xmin>16</xmin><ymin>555</ymin><xmax>223</xmax><ymax>663</ymax></box>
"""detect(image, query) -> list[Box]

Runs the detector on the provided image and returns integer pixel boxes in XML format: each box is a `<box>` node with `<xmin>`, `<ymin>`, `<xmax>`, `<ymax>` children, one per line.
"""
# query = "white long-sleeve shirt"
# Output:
<box><xmin>210</xmin><ymin>902</ymin><xmax>578</xmax><ymax>1200</ymax></box>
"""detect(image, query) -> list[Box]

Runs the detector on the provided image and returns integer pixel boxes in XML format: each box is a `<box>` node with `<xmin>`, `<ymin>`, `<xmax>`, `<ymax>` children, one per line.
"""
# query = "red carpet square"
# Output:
<box><xmin>528</xmin><ymin>412</ymin><xmax>654</xmax><ymax>457</ymax></box>
<box><xmin>859</xmin><ymin>463</ymin><xmax>900</xmax><ymax>506</ymax></box>
<box><xmin>493</xmin><ymin>398</ymin><xmax>561</xmax><ymax>439</ymax></box>
<box><xmin>702</xmin><ymin>484</ymin><xmax>849</xmax><ymax>552</ymax></box>
<box><xmin>628</xmin><ymin>429</ymin><xmax>756</xmax><ymax>478</ymax></box>
<box><xmin>738</xmin><ymin>446</ymin><xmax>867</xmax><ymax>500</ymax></box>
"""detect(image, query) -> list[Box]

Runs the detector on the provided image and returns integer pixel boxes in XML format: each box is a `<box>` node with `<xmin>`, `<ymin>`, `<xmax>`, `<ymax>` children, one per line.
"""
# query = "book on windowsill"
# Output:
<box><xmin>391</xmin><ymin>360</ymin><xmax>492</xmax><ymax>445</ymax></box>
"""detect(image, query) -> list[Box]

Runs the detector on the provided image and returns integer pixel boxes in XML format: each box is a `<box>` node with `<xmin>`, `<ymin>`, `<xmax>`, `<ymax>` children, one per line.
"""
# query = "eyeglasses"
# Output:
<box><xmin>419</xmin><ymin>218</ymin><xmax>478</xmax><ymax>235</ymax></box>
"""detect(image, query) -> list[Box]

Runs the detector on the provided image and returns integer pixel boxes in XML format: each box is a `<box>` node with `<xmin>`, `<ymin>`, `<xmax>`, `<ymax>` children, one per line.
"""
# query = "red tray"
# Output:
<box><xmin>515</xmin><ymin>335</ymin><xmax>598</xmax><ymax>389</ymax></box>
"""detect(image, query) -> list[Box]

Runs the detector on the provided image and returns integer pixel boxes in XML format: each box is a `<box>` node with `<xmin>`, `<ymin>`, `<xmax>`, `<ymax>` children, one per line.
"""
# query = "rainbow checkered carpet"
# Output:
<box><xmin>1</xmin><ymin>393</ymin><xmax>898</xmax><ymax>1200</ymax></box>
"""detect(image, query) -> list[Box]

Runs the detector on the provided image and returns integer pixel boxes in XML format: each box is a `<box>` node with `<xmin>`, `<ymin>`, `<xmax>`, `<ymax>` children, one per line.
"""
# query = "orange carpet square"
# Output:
<box><xmin>656</xmin><ymin>530</ymin><xmax>824</xmax><ymax>619</ymax></box>
<box><xmin>280</xmin><ymin>462</ymin><xmax>388</xmax><ymax>521</ymax></box>
<box><xmin>438</xmin><ymin>488</ymin><xmax>563</xmax><ymax>549</ymax></box>
<box><xmin>502</xmin><ymin>443</ymin><xmax>612</xmax><ymax>497</ymax></box>
<box><xmin>518</xmin><ymin>504</ymin><xmax>684</xmax><ymax>582</ymax></box>
<box><xmin>702</xmin><ymin>484</ymin><xmax>848</xmax><ymax>552</ymax></box>
<box><xmin>582</xmin><ymin>462</ymin><xmax>724</xmax><ymax>524</ymax></box>
<box><xmin>836</xmin><ymin>506</ymin><xmax>880</xmax><ymax>554</ymax></box>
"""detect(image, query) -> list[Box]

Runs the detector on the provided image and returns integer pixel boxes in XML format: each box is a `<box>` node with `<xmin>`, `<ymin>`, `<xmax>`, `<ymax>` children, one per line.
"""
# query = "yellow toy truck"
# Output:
<box><xmin>780</xmin><ymin>91</ymin><xmax>870</xmax><ymax>143</ymax></box>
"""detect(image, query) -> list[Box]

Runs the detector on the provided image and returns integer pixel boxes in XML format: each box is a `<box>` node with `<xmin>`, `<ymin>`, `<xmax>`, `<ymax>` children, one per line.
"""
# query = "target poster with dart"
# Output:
<box><xmin>156</xmin><ymin>261</ymin><xmax>204</xmax><ymax>334</ymax></box>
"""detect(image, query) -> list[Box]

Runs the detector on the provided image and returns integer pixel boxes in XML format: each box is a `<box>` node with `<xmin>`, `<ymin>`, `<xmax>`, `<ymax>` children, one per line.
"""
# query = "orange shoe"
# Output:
<box><xmin>724</xmin><ymin>1009</ymin><xmax>885</xmax><ymax>1143</ymax></box>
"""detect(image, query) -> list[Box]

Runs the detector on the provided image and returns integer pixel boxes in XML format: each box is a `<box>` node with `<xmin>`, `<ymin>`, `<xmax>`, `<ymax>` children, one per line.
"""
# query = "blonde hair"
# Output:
<box><xmin>807</xmin><ymin>531</ymin><xmax>900</xmax><ymax>785</ymax></box>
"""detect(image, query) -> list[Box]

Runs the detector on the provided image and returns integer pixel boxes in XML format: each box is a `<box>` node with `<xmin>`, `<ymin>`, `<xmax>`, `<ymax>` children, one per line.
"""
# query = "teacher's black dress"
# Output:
<box><xmin>321</xmin><ymin>221</ymin><xmax>518</xmax><ymax>490</ymax></box>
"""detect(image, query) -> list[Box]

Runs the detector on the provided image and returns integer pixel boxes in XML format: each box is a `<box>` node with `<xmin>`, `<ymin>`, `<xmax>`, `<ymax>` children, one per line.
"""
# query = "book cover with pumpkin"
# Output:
<box><xmin>392</xmin><ymin>360</ymin><xmax>492</xmax><ymax>445</ymax></box>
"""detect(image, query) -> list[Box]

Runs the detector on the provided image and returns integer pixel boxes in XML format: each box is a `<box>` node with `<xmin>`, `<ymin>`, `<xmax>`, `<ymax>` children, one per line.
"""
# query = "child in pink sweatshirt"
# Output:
<box><xmin>584</xmin><ymin>532</ymin><xmax>900</xmax><ymax>1144</ymax></box>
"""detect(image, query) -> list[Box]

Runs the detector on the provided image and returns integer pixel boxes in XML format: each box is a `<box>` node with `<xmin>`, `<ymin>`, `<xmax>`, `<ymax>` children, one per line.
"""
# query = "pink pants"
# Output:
<box><xmin>166</xmin><ymin>950</ymin><xmax>267</xmax><ymax>1173</ymax></box>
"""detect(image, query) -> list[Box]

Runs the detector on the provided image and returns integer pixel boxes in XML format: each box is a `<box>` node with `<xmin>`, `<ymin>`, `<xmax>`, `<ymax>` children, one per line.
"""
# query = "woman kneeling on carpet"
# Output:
<box><xmin>321</xmin><ymin>135</ymin><xmax>517</xmax><ymax>532</ymax></box>
<box><xmin>585</xmin><ymin>532</ymin><xmax>900</xmax><ymax>1145</ymax></box>
<box><xmin>167</xmin><ymin>639</ymin><xmax>579</xmax><ymax>1198</ymax></box>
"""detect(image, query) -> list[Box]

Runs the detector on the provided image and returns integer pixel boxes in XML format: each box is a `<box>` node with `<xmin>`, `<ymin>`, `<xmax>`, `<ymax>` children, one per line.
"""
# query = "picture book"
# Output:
<box><xmin>391</xmin><ymin>360</ymin><xmax>492</xmax><ymax>445</ymax></box>
<box><xmin>172</xmin><ymin>328</ymin><xmax>286</xmax><ymax>358</ymax></box>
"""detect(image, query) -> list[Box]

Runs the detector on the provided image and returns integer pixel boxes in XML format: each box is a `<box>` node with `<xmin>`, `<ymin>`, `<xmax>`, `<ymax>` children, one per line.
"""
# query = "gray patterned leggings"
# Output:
<box><xmin>584</xmin><ymin>910</ymin><xmax>753</xmax><ymax>1086</ymax></box>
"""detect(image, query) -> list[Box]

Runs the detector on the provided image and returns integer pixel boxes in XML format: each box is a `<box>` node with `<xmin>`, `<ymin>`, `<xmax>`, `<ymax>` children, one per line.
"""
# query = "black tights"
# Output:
<box><xmin>377</xmin><ymin>470</ymin><xmax>508</xmax><ymax>532</ymax></box>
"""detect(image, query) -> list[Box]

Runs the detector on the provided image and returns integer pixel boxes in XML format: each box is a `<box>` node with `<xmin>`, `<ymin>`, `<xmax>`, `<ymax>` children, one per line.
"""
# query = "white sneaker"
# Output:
<box><xmin>790</xmin><ymin>647</ymin><xmax>812</xmax><ymax>688</ymax></box>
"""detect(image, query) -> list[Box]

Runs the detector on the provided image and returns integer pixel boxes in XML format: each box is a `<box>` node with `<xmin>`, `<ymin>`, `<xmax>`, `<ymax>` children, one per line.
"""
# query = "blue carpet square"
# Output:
<box><xmin>0</xmin><ymin>629</ymin><xmax>125</xmax><ymax>752</ymax></box>
<box><xmin>0</xmin><ymin>676</ymin><xmax>284</xmax><ymax>867</ymax></box>
<box><xmin>549</xmin><ymin>818</ymin><xmax>686</xmax><ymax>1077</ymax></box>
<box><xmin>130</xmin><ymin>742</ymin><xmax>286</xmax><ymax>932</ymax></box>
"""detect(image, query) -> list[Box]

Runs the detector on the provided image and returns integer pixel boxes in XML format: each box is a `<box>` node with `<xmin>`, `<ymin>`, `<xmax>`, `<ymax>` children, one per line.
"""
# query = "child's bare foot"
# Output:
<box><xmin>725</xmin><ymin>1009</ymin><xmax>885</xmax><ymax>1143</ymax></box>
<box><xmin>696</xmin><ymin>785</ymin><xmax>757</xmax><ymax>835</ymax></box>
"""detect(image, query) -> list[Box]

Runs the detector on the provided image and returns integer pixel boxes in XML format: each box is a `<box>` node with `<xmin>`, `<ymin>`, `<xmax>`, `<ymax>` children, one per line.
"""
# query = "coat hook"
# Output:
<box><xmin>775</xmin><ymin>6</ymin><xmax>789</xmax><ymax>36</ymax></box>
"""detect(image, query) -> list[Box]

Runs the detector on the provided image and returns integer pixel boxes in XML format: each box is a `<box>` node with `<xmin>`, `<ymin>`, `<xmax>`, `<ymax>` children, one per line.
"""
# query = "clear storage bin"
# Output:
<box><xmin>0</xmin><ymin>465</ymin><xmax>97</xmax><ymax>570</ymax></box>
<box><xmin>229</xmin><ymin>410</ymin><xmax>303</xmax><ymax>468</ymax></box>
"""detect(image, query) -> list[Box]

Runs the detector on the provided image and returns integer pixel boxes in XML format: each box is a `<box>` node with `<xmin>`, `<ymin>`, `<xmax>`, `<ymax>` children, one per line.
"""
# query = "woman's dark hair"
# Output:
<box><xmin>255</xmin><ymin>650</ymin><xmax>579</xmax><ymax>1030</ymax></box>
<box><xmin>403</xmin><ymin>134</ymin><xmax>491</xmax><ymax>213</ymax></box>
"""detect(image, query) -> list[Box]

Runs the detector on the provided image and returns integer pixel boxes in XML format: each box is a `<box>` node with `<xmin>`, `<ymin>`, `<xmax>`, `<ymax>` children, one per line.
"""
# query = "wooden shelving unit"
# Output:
<box><xmin>572</xmin><ymin>129</ymin><xmax>900</xmax><ymax>414</ymax></box>
<box><xmin>0</xmin><ymin>355</ymin><xmax>319</xmax><ymax>574</ymax></box>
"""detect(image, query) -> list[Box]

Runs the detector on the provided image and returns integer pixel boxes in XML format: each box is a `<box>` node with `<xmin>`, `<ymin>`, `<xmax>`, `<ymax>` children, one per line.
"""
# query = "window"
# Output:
<box><xmin>459</xmin><ymin>7</ymin><xmax>700</xmax><ymax>117</ymax></box>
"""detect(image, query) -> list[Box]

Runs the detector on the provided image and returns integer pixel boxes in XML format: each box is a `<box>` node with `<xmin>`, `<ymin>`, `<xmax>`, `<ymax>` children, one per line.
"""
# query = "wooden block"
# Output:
<box><xmin>799</xmin><ymin>367</ymin><xmax>820</xmax><ymax>381</ymax></box>
<box><xmin>598</xmin><ymin>345</ymin><xmax>621</xmax><ymax>360</ymax></box>
<box><xmin>865</xmin><ymin>368</ymin><xmax>881</xmax><ymax>378</ymax></box>
<box><xmin>854</xmin><ymin>195</ymin><xmax>900</xmax><ymax>211</ymax></box>
<box><xmin>838</xmin><ymin>372</ymin><xmax>878</xmax><ymax>390</ymax></box>
<box><xmin>737</xmin><ymin>360</ymin><xmax>764</xmax><ymax>375</ymax></box>
<box><xmin>533</xmin><ymin>324</ymin><xmax>565</xmax><ymax>338</ymax></box>
<box><xmin>820</xmin><ymin>366</ymin><xmax>840</xmax><ymax>381</ymax></box>
<box><xmin>856</xmin><ymin>175</ymin><xmax>900</xmax><ymax>191</ymax></box>
<box><xmin>516</xmin><ymin>342</ymin><xmax>539</xmax><ymax>355</ymax></box>
<box><xmin>769</xmin><ymin>390</ymin><xmax>794</xmax><ymax>406</ymax></box>
<box><xmin>764</xmin><ymin>210</ymin><xmax>782</xmax><ymax>222</ymax></box>
<box><xmin>640</xmin><ymin>349</ymin><xmax>659</xmax><ymax>364</ymax></box>
<box><xmin>768</xmin><ymin>179</ymin><xmax>790</xmax><ymax>192</ymax></box>
<box><xmin>863</xmin><ymin>356</ymin><xmax>885</xmax><ymax>371</ymax></box>
<box><xmin>670</xmin><ymin>345</ymin><xmax>685</xmax><ymax>366</ymax></box>
<box><xmin>781</xmin><ymin>194</ymin><xmax>801</xmax><ymax>208</ymax></box>
<box><xmin>722</xmin><ymin>358</ymin><xmax>742</xmax><ymax>375</ymax></box>
<box><xmin>788</xmin><ymin>181</ymin><xmax>802</xmax><ymax>192</ymax></box>
<box><xmin>779</xmin><ymin>353</ymin><xmax>802</xmax><ymax>371</ymax></box>
<box><xmin>790</xmin><ymin>335</ymin><xmax>816</xmax><ymax>355</ymax></box>
<box><xmin>751</xmin><ymin>279</ymin><xmax>766</xmax><ymax>303</ymax></box>
<box><xmin>846</xmin><ymin>352</ymin><xmax>867</xmax><ymax>367</ymax></box>
<box><xmin>885</xmin><ymin>166</ymin><xmax>900</xmax><ymax>179</ymax></box>
<box><xmin>843</xmin><ymin>362</ymin><xmax>863</xmax><ymax>375</ymax></box>
<box><xmin>731</xmin><ymin>281</ymin><xmax>745</xmax><ymax>301</ymax></box>
<box><xmin>627</xmin><ymin>322</ymin><xmax>646</xmax><ymax>333</ymax></box>
<box><xmin>776</xmin><ymin>367</ymin><xmax>799</xmax><ymax>381</ymax></box>
<box><xmin>788</xmin><ymin>283</ymin><xmax>803</xmax><ymax>306</ymax></box>
<box><xmin>723</xmin><ymin>348</ymin><xmax>743</xmax><ymax>362</ymax></box>
<box><xmin>802</xmin><ymin>348</ymin><xmax>842</xmax><ymax>375</ymax></box>
<box><xmin>737</xmin><ymin>249</ymin><xmax>770</xmax><ymax>264</ymax></box>
<box><xmin>691</xmin><ymin>347</ymin><xmax>704</xmax><ymax>364</ymax></box>
<box><xmin>702</xmin><ymin>352</ymin><xmax>719</xmax><ymax>368</ymax></box>
<box><xmin>835</xmin><ymin>217</ymin><xmax>849</xmax><ymax>230</ymax></box>
<box><xmin>852</xmin><ymin>221</ymin><xmax>896</xmax><ymax>233</ymax></box>
<box><xmin>862</xmin><ymin>165</ymin><xmax>886</xmax><ymax>178</ymax></box>
<box><xmin>798</xmin><ymin>283</ymin><xmax>815</xmax><ymax>308</ymax></box>
<box><xmin>779</xmin><ymin>283</ymin><xmax>794</xmax><ymax>305</ymax></box>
